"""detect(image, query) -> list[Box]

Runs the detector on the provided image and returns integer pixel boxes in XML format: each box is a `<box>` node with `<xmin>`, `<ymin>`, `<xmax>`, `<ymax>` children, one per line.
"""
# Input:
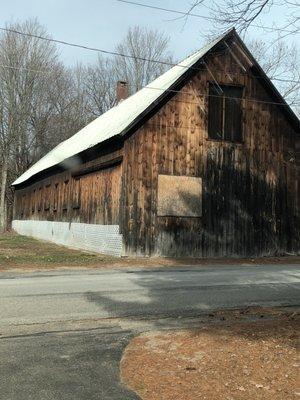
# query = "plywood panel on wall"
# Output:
<box><xmin>157</xmin><ymin>174</ymin><xmax>202</xmax><ymax>217</ymax></box>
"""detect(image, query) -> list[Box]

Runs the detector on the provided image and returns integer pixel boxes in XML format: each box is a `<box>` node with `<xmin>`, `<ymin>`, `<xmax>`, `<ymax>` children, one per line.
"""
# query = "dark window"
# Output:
<box><xmin>208</xmin><ymin>84</ymin><xmax>243</xmax><ymax>142</ymax></box>
<box><xmin>44</xmin><ymin>184</ymin><xmax>51</xmax><ymax>211</ymax></box>
<box><xmin>53</xmin><ymin>183</ymin><xmax>59</xmax><ymax>212</ymax></box>
<box><xmin>72</xmin><ymin>177</ymin><xmax>81</xmax><ymax>210</ymax></box>
<box><xmin>62</xmin><ymin>180</ymin><xmax>69</xmax><ymax>211</ymax></box>
<box><xmin>37</xmin><ymin>187</ymin><xmax>42</xmax><ymax>211</ymax></box>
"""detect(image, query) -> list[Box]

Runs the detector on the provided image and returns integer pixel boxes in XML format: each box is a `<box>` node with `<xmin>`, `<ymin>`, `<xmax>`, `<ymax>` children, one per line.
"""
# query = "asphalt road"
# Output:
<box><xmin>1</xmin><ymin>264</ymin><xmax>299</xmax><ymax>326</ymax></box>
<box><xmin>0</xmin><ymin>264</ymin><xmax>299</xmax><ymax>399</ymax></box>
<box><xmin>0</xmin><ymin>327</ymin><xmax>139</xmax><ymax>400</ymax></box>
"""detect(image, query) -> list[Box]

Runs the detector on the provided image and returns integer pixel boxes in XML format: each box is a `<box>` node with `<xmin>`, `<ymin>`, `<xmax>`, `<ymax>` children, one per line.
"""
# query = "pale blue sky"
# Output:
<box><xmin>0</xmin><ymin>0</ymin><xmax>298</xmax><ymax>66</ymax></box>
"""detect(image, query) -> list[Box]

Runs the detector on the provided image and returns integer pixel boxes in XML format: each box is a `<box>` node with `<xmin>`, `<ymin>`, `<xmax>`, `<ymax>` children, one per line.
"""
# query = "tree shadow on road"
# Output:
<box><xmin>85</xmin><ymin>267</ymin><xmax>299</xmax><ymax>345</ymax></box>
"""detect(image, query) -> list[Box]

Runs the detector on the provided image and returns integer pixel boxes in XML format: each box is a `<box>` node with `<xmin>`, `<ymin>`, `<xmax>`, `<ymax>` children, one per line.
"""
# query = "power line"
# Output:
<box><xmin>0</xmin><ymin>63</ymin><xmax>298</xmax><ymax>108</ymax></box>
<box><xmin>1</xmin><ymin>59</ymin><xmax>298</xmax><ymax>85</ymax></box>
<box><xmin>200</xmin><ymin>66</ymin><xmax>299</xmax><ymax>84</ymax></box>
<box><xmin>115</xmin><ymin>0</ymin><xmax>298</xmax><ymax>34</ymax></box>
<box><xmin>0</xmin><ymin>26</ymin><xmax>298</xmax><ymax>86</ymax></box>
<box><xmin>116</xmin><ymin>0</ymin><xmax>213</xmax><ymax>21</ymax></box>
<box><xmin>0</xmin><ymin>26</ymin><xmax>180</xmax><ymax>70</ymax></box>
<box><xmin>0</xmin><ymin>63</ymin><xmax>47</xmax><ymax>74</ymax></box>
<box><xmin>138</xmin><ymin>85</ymin><xmax>300</xmax><ymax>108</ymax></box>
<box><xmin>0</xmin><ymin>28</ymin><xmax>298</xmax><ymax>108</ymax></box>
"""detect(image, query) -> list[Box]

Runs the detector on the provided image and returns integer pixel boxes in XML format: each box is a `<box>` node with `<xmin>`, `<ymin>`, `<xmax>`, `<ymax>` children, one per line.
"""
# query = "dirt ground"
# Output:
<box><xmin>0</xmin><ymin>232</ymin><xmax>299</xmax><ymax>272</ymax></box>
<box><xmin>121</xmin><ymin>309</ymin><xmax>299</xmax><ymax>400</ymax></box>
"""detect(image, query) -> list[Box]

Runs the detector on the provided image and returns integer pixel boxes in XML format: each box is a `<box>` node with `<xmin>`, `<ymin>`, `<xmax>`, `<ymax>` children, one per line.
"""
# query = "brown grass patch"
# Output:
<box><xmin>1</xmin><ymin>231</ymin><xmax>299</xmax><ymax>272</ymax></box>
<box><xmin>0</xmin><ymin>232</ymin><xmax>114</xmax><ymax>270</ymax></box>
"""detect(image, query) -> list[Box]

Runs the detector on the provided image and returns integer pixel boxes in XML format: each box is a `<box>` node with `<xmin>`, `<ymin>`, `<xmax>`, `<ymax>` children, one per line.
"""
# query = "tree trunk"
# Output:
<box><xmin>0</xmin><ymin>160</ymin><xmax>8</xmax><ymax>232</ymax></box>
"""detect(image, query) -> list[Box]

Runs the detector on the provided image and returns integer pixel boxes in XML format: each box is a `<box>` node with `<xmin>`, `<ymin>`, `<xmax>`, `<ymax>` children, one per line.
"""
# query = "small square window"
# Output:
<box><xmin>208</xmin><ymin>83</ymin><xmax>243</xmax><ymax>142</ymax></box>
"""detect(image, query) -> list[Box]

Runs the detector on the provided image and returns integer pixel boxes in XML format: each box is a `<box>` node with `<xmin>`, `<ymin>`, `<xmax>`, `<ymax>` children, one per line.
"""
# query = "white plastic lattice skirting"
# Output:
<box><xmin>12</xmin><ymin>220</ymin><xmax>123</xmax><ymax>257</ymax></box>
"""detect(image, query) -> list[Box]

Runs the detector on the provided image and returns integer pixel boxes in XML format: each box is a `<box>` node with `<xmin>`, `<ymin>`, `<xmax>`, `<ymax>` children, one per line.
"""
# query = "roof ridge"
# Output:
<box><xmin>14</xmin><ymin>29</ymin><xmax>231</xmax><ymax>186</ymax></box>
<box><xmin>15</xmin><ymin>28</ymin><xmax>298</xmax><ymax>187</ymax></box>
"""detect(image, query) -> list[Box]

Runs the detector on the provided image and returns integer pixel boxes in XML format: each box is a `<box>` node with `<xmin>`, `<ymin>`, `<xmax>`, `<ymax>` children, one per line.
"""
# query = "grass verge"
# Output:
<box><xmin>1</xmin><ymin>231</ymin><xmax>299</xmax><ymax>272</ymax></box>
<box><xmin>0</xmin><ymin>232</ymin><xmax>114</xmax><ymax>270</ymax></box>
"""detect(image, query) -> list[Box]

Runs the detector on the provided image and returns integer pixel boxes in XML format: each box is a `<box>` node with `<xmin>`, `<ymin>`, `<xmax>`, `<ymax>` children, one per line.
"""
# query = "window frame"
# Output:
<box><xmin>207</xmin><ymin>82</ymin><xmax>244</xmax><ymax>144</ymax></box>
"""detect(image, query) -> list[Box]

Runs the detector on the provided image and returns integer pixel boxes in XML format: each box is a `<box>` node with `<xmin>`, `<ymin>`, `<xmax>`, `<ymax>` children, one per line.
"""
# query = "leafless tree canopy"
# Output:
<box><xmin>114</xmin><ymin>26</ymin><xmax>173</xmax><ymax>93</ymax></box>
<box><xmin>84</xmin><ymin>57</ymin><xmax>117</xmax><ymax>116</ymax></box>
<box><xmin>0</xmin><ymin>21</ymin><xmax>173</xmax><ymax>230</ymax></box>
<box><xmin>185</xmin><ymin>1</ymin><xmax>299</xmax><ymax>112</ymax></box>
<box><xmin>0</xmin><ymin>20</ymin><xmax>90</xmax><ymax>230</ymax></box>
<box><xmin>248</xmin><ymin>39</ymin><xmax>300</xmax><ymax>108</ymax></box>
<box><xmin>188</xmin><ymin>0</ymin><xmax>299</xmax><ymax>37</ymax></box>
<box><xmin>83</xmin><ymin>26</ymin><xmax>173</xmax><ymax>115</ymax></box>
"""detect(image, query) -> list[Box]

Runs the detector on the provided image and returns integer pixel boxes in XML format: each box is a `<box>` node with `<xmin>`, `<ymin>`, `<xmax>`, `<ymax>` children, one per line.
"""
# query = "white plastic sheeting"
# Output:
<box><xmin>12</xmin><ymin>220</ymin><xmax>123</xmax><ymax>257</ymax></box>
<box><xmin>13</xmin><ymin>30</ymin><xmax>232</xmax><ymax>186</ymax></box>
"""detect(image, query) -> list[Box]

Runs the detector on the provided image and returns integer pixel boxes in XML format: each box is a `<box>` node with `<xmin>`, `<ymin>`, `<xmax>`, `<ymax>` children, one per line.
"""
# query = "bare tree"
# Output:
<box><xmin>188</xmin><ymin>1</ymin><xmax>299</xmax><ymax>38</ymax></box>
<box><xmin>82</xmin><ymin>26</ymin><xmax>174</xmax><ymax>115</ymax></box>
<box><xmin>84</xmin><ymin>56</ymin><xmax>117</xmax><ymax>117</ymax></box>
<box><xmin>0</xmin><ymin>19</ymin><xmax>88</xmax><ymax>231</ymax></box>
<box><xmin>81</xmin><ymin>26</ymin><xmax>174</xmax><ymax>118</ymax></box>
<box><xmin>114</xmin><ymin>26</ymin><xmax>173</xmax><ymax>93</ymax></box>
<box><xmin>0</xmin><ymin>19</ymin><xmax>60</xmax><ymax>230</ymax></box>
<box><xmin>247</xmin><ymin>39</ymin><xmax>300</xmax><ymax>108</ymax></box>
<box><xmin>29</xmin><ymin>63</ymin><xmax>89</xmax><ymax>160</ymax></box>
<box><xmin>181</xmin><ymin>3</ymin><xmax>299</xmax><ymax>110</ymax></box>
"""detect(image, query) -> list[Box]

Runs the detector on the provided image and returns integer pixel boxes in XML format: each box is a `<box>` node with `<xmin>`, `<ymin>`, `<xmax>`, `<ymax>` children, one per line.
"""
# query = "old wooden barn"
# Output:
<box><xmin>12</xmin><ymin>29</ymin><xmax>300</xmax><ymax>257</ymax></box>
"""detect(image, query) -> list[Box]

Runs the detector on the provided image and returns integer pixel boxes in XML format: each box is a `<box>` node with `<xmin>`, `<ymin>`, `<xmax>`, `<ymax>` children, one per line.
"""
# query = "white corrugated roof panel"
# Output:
<box><xmin>13</xmin><ymin>30</ymin><xmax>231</xmax><ymax>186</ymax></box>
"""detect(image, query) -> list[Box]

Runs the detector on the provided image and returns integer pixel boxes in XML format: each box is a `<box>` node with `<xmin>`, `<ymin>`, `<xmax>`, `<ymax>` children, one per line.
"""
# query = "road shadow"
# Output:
<box><xmin>85</xmin><ymin>267</ymin><xmax>299</xmax><ymax>344</ymax></box>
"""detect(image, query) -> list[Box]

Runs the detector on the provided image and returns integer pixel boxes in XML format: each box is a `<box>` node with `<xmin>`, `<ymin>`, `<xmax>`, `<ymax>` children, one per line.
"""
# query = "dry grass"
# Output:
<box><xmin>122</xmin><ymin>309</ymin><xmax>299</xmax><ymax>400</ymax></box>
<box><xmin>0</xmin><ymin>231</ymin><xmax>299</xmax><ymax>272</ymax></box>
<box><xmin>0</xmin><ymin>232</ymin><xmax>114</xmax><ymax>270</ymax></box>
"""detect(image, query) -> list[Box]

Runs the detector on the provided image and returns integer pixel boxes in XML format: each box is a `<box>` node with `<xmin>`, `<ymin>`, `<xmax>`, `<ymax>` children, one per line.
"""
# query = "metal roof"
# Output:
<box><xmin>13</xmin><ymin>30</ymin><xmax>232</xmax><ymax>186</ymax></box>
<box><xmin>13</xmin><ymin>28</ymin><xmax>299</xmax><ymax>186</ymax></box>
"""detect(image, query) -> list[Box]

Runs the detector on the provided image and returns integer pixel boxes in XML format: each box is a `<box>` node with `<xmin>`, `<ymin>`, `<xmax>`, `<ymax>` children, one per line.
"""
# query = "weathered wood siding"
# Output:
<box><xmin>14</xmin><ymin>149</ymin><xmax>122</xmax><ymax>226</ymax></box>
<box><xmin>14</xmin><ymin>37</ymin><xmax>299</xmax><ymax>258</ymax></box>
<box><xmin>121</xmin><ymin>41</ymin><xmax>299</xmax><ymax>257</ymax></box>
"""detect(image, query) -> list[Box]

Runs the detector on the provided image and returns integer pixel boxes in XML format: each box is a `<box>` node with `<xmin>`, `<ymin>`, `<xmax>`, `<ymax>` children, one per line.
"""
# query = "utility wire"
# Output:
<box><xmin>0</xmin><ymin>28</ymin><xmax>298</xmax><ymax>108</ymax></box>
<box><xmin>0</xmin><ymin>63</ymin><xmax>298</xmax><ymax>108</ymax></box>
<box><xmin>115</xmin><ymin>0</ymin><xmax>299</xmax><ymax>34</ymax></box>
<box><xmin>0</xmin><ymin>25</ymin><xmax>299</xmax><ymax>83</ymax></box>
<box><xmin>0</xmin><ymin>27</ymin><xmax>298</xmax><ymax>86</ymax></box>
<box><xmin>0</xmin><ymin>63</ymin><xmax>49</xmax><ymax>74</ymax></box>
<box><xmin>136</xmin><ymin>85</ymin><xmax>300</xmax><ymax>108</ymax></box>
<box><xmin>0</xmin><ymin>27</ymin><xmax>181</xmax><ymax>70</ymax></box>
<box><xmin>0</xmin><ymin>64</ymin><xmax>297</xmax><ymax>106</ymax></box>
<box><xmin>0</xmin><ymin>61</ymin><xmax>298</xmax><ymax>85</ymax></box>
